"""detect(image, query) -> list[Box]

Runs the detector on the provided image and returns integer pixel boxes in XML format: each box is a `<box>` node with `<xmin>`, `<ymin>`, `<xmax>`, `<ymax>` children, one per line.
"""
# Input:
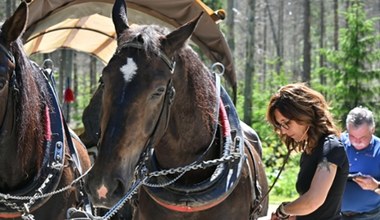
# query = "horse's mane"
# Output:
<box><xmin>178</xmin><ymin>46</ymin><xmax>217</xmax><ymax>130</ymax></box>
<box><xmin>119</xmin><ymin>24</ymin><xmax>217</xmax><ymax>129</ymax></box>
<box><xmin>11</xmin><ymin>39</ymin><xmax>50</xmax><ymax>170</ymax></box>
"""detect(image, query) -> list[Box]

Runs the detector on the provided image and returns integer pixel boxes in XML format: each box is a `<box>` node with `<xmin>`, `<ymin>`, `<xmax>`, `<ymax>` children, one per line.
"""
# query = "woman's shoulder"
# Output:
<box><xmin>319</xmin><ymin>134</ymin><xmax>344</xmax><ymax>156</ymax></box>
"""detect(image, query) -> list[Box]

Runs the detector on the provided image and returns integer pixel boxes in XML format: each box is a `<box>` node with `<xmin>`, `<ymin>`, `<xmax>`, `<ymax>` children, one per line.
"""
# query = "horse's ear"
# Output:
<box><xmin>1</xmin><ymin>1</ymin><xmax>28</xmax><ymax>45</ymax></box>
<box><xmin>112</xmin><ymin>0</ymin><xmax>129</xmax><ymax>38</ymax></box>
<box><xmin>161</xmin><ymin>12</ymin><xmax>203</xmax><ymax>56</ymax></box>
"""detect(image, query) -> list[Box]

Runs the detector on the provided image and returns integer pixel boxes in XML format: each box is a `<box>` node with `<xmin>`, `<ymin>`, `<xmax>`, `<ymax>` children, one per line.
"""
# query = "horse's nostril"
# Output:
<box><xmin>114</xmin><ymin>178</ymin><xmax>126</xmax><ymax>197</ymax></box>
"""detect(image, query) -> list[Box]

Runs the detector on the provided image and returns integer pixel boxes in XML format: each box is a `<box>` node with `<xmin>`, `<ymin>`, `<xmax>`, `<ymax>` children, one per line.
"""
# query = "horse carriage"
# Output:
<box><xmin>0</xmin><ymin>0</ymin><xmax>269</xmax><ymax>219</ymax></box>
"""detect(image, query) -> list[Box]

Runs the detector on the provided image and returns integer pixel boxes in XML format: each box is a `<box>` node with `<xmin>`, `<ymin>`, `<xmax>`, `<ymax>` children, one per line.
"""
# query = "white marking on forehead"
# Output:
<box><xmin>120</xmin><ymin>57</ymin><xmax>137</xmax><ymax>82</ymax></box>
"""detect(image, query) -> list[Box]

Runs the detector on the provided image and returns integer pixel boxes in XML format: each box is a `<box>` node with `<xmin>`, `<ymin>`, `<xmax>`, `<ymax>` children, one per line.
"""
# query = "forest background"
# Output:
<box><xmin>1</xmin><ymin>0</ymin><xmax>380</xmax><ymax>203</ymax></box>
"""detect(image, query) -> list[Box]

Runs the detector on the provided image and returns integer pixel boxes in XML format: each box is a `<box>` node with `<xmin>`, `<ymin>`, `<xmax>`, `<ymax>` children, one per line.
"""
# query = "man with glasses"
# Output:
<box><xmin>341</xmin><ymin>106</ymin><xmax>380</xmax><ymax>219</ymax></box>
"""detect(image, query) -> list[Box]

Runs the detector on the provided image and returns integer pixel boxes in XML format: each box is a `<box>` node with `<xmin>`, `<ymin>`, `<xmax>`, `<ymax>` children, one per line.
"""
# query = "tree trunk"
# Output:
<box><xmin>264</xmin><ymin>0</ymin><xmax>280</xmax><ymax>75</ymax></box>
<box><xmin>263</xmin><ymin>7</ymin><xmax>268</xmax><ymax>90</ymax></box>
<box><xmin>302</xmin><ymin>0</ymin><xmax>311</xmax><ymax>83</ymax></box>
<box><xmin>226</xmin><ymin>0</ymin><xmax>235</xmax><ymax>53</ymax></box>
<box><xmin>333</xmin><ymin>0</ymin><xmax>339</xmax><ymax>50</ymax></box>
<box><xmin>6</xmin><ymin>0</ymin><xmax>12</xmax><ymax>18</ymax></box>
<box><xmin>243</xmin><ymin>0</ymin><xmax>256</xmax><ymax>125</ymax></box>
<box><xmin>60</xmin><ymin>49</ymin><xmax>73</xmax><ymax>122</ymax></box>
<box><xmin>90</xmin><ymin>56</ymin><xmax>97</xmax><ymax>94</ymax></box>
<box><xmin>276</xmin><ymin>0</ymin><xmax>284</xmax><ymax>73</ymax></box>
<box><xmin>319</xmin><ymin>0</ymin><xmax>326</xmax><ymax>85</ymax></box>
<box><xmin>73</xmin><ymin>52</ymin><xmax>78</xmax><ymax>119</ymax></box>
<box><xmin>291</xmin><ymin>0</ymin><xmax>301</xmax><ymax>79</ymax></box>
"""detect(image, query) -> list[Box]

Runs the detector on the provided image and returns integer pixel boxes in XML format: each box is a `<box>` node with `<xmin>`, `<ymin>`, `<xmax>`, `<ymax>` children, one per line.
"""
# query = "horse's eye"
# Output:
<box><xmin>0</xmin><ymin>80</ymin><xmax>6</xmax><ymax>90</ymax></box>
<box><xmin>151</xmin><ymin>87</ymin><xmax>165</xmax><ymax>99</ymax></box>
<box><xmin>0</xmin><ymin>66</ymin><xmax>7</xmax><ymax>75</ymax></box>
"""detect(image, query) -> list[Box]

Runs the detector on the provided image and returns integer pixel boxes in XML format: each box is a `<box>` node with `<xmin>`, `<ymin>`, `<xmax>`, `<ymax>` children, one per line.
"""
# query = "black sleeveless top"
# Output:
<box><xmin>296</xmin><ymin>135</ymin><xmax>349</xmax><ymax>220</ymax></box>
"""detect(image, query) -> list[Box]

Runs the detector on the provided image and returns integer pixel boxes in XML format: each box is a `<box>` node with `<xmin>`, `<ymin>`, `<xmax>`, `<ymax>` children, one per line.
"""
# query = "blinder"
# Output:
<box><xmin>0</xmin><ymin>43</ymin><xmax>19</xmax><ymax>97</ymax></box>
<box><xmin>0</xmin><ymin>44</ymin><xmax>15</xmax><ymax>64</ymax></box>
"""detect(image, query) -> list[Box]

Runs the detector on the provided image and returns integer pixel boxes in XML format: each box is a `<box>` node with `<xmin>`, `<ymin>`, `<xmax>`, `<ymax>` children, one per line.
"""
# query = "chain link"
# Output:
<box><xmin>147</xmin><ymin>153</ymin><xmax>241</xmax><ymax>178</ymax></box>
<box><xmin>0</xmin><ymin>164</ymin><xmax>92</xmax><ymax>218</ymax></box>
<box><xmin>0</xmin><ymin>166</ymin><xmax>91</xmax><ymax>202</ymax></box>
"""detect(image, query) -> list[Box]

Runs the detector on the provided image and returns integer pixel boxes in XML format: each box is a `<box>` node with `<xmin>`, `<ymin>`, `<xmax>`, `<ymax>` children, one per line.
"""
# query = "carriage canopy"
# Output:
<box><xmin>23</xmin><ymin>0</ymin><xmax>236</xmax><ymax>91</ymax></box>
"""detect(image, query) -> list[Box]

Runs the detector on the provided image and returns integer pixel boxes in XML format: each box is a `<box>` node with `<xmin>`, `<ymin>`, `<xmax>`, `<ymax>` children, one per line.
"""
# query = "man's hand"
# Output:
<box><xmin>353</xmin><ymin>175</ymin><xmax>378</xmax><ymax>191</ymax></box>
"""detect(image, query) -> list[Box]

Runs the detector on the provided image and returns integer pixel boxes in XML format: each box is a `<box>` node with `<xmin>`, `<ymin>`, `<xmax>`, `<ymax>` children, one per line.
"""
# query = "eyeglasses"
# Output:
<box><xmin>274</xmin><ymin>119</ymin><xmax>291</xmax><ymax>130</ymax></box>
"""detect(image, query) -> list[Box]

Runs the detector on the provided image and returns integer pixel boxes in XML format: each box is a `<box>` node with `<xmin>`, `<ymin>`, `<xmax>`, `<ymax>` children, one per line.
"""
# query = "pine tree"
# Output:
<box><xmin>316</xmin><ymin>0</ymin><xmax>380</xmax><ymax>130</ymax></box>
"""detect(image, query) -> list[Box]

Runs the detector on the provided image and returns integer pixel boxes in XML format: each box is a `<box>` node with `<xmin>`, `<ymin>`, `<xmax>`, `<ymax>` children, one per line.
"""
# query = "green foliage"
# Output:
<box><xmin>50</xmin><ymin>70</ymin><xmax>94</xmax><ymax>129</ymax></box>
<box><xmin>263</xmin><ymin>0</ymin><xmax>380</xmax><ymax>201</ymax></box>
<box><xmin>314</xmin><ymin>0</ymin><xmax>380</xmax><ymax>133</ymax></box>
<box><xmin>268</xmin><ymin>153</ymin><xmax>300</xmax><ymax>201</ymax></box>
<box><xmin>235</xmin><ymin>70</ymin><xmax>300</xmax><ymax>199</ymax></box>
<box><xmin>202</xmin><ymin>0</ymin><xmax>224</xmax><ymax>11</ymax></box>
<box><xmin>70</xmin><ymin>79</ymin><xmax>95</xmax><ymax>128</ymax></box>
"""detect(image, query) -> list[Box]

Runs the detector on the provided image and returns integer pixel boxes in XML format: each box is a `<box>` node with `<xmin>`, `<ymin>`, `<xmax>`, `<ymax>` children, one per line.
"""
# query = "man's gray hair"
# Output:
<box><xmin>346</xmin><ymin>106</ymin><xmax>375</xmax><ymax>129</ymax></box>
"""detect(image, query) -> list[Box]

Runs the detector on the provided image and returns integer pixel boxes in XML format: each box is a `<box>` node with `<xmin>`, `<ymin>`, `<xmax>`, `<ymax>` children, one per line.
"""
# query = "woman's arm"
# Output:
<box><xmin>280</xmin><ymin>161</ymin><xmax>337</xmax><ymax>216</ymax></box>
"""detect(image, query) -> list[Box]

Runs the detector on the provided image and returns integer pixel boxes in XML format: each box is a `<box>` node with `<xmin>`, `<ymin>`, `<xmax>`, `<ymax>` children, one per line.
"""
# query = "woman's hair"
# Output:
<box><xmin>266</xmin><ymin>83</ymin><xmax>340</xmax><ymax>154</ymax></box>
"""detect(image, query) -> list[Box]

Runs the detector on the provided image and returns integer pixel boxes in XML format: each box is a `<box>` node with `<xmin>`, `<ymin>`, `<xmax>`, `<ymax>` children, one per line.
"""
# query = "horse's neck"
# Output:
<box><xmin>0</xmin><ymin>97</ymin><xmax>19</xmax><ymax>171</ymax></box>
<box><xmin>154</xmin><ymin>82</ymin><xmax>218</xmax><ymax>169</ymax></box>
<box><xmin>0</xmin><ymin>97</ymin><xmax>39</xmax><ymax>190</ymax></box>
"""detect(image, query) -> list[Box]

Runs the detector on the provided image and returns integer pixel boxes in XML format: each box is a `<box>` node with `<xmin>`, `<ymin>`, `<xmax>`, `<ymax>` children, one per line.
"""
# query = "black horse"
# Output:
<box><xmin>0</xmin><ymin>2</ymin><xmax>91</xmax><ymax>219</ymax></box>
<box><xmin>84</xmin><ymin>0</ymin><xmax>268</xmax><ymax>219</ymax></box>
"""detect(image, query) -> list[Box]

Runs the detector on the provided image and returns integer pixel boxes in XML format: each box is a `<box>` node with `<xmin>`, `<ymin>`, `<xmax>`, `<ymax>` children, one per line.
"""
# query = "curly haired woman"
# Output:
<box><xmin>266</xmin><ymin>83</ymin><xmax>348</xmax><ymax>220</ymax></box>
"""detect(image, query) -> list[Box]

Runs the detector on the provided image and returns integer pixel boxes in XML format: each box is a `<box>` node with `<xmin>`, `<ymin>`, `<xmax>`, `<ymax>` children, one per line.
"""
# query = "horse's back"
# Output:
<box><xmin>71</xmin><ymin>133</ymin><xmax>92</xmax><ymax>172</ymax></box>
<box><xmin>241</xmin><ymin>121</ymin><xmax>263</xmax><ymax>158</ymax></box>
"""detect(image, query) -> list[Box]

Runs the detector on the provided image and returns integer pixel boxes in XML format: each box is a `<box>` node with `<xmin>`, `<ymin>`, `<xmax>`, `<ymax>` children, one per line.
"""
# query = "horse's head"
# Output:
<box><xmin>0</xmin><ymin>2</ymin><xmax>27</xmax><ymax>144</ymax></box>
<box><xmin>85</xmin><ymin>0</ymin><xmax>202</xmax><ymax>208</ymax></box>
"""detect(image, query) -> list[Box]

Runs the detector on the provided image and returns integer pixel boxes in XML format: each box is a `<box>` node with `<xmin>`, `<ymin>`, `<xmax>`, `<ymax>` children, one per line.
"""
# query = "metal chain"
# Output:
<box><xmin>147</xmin><ymin>153</ymin><xmax>241</xmax><ymax>178</ymax></box>
<box><xmin>0</xmin><ymin>165</ymin><xmax>92</xmax><ymax>202</ymax></box>
<box><xmin>143</xmin><ymin>169</ymin><xmax>186</xmax><ymax>188</ymax></box>
<box><xmin>70</xmin><ymin>152</ymin><xmax>242</xmax><ymax>220</ymax></box>
<box><xmin>0</xmin><ymin>174</ymin><xmax>53</xmax><ymax>214</ymax></box>
<box><xmin>60</xmin><ymin>137</ymin><xmax>239</xmax><ymax>219</ymax></box>
<box><xmin>101</xmin><ymin>177</ymin><xmax>147</xmax><ymax>220</ymax></box>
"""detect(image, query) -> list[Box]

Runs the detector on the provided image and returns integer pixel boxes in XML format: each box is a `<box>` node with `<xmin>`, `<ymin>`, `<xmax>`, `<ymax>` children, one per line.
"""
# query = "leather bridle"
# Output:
<box><xmin>114</xmin><ymin>41</ymin><xmax>177</xmax><ymax>176</ymax></box>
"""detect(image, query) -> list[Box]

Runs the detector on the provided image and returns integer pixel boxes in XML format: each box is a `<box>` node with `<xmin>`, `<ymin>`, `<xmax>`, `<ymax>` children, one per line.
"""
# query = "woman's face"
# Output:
<box><xmin>274</xmin><ymin>109</ymin><xmax>309</xmax><ymax>142</ymax></box>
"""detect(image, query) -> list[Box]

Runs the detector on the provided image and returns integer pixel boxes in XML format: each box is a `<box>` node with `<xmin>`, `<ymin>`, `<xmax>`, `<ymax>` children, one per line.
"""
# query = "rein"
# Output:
<box><xmin>252</xmin><ymin>147</ymin><xmax>294</xmax><ymax>214</ymax></box>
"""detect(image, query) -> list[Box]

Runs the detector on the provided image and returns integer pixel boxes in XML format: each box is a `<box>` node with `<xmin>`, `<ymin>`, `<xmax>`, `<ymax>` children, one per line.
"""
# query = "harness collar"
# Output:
<box><xmin>143</xmin><ymin>75</ymin><xmax>246</xmax><ymax>212</ymax></box>
<box><xmin>0</xmin><ymin>66</ymin><xmax>65</xmax><ymax>218</ymax></box>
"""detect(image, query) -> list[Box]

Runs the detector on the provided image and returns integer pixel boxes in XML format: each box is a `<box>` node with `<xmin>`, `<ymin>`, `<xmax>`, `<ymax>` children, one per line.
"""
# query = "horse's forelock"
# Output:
<box><xmin>119</xmin><ymin>24</ymin><xmax>169</xmax><ymax>58</ymax></box>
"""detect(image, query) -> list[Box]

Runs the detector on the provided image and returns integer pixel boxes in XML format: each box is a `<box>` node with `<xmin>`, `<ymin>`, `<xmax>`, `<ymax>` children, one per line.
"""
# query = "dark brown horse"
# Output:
<box><xmin>0</xmin><ymin>2</ymin><xmax>91</xmax><ymax>219</ymax></box>
<box><xmin>85</xmin><ymin>0</ymin><xmax>268</xmax><ymax>219</ymax></box>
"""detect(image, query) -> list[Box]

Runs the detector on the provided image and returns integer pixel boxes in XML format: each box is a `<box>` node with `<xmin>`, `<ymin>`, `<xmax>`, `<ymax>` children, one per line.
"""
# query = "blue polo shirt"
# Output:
<box><xmin>341</xmin><ymin>132</ymin><xmax>380</xmax><ymax>213</ymax></box>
